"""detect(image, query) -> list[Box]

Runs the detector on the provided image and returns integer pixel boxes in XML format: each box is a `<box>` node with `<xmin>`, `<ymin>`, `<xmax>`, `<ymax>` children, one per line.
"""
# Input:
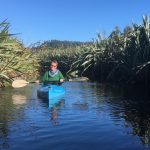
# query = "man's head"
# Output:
<box><xmin>50</xmin><ymin>60</ymin><xmax>58</xmax><ymax>71</ymax></box>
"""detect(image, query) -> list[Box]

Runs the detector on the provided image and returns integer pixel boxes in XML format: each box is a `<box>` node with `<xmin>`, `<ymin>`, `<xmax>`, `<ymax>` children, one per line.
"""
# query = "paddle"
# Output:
<box><xmin>12</xmin><ymin>79</ymin><xmax>30</xmax><ymax>88</ymax></box>
<box><xmin>12</xmin><ymin>77</ymin><xmax>89</xmax><ymax>88</ymax></box>
<box><xmin>12</xmin><ymin>79</ymin><xmax>63</xmax><ymax>88</ymax></box>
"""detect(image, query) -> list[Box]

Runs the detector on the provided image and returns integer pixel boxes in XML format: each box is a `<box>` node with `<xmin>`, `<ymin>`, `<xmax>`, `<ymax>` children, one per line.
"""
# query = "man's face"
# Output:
<box><xmin>50</xmin><ymin>62</ymin><xmax>57</xmax><ymax>71</ymax></box>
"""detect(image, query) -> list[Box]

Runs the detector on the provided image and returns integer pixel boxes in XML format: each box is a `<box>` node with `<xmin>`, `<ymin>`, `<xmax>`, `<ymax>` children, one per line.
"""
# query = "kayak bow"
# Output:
<box><xmin>37</xmin><ymin>84</ymin><xmax>65</xmax><ymax>100</ymax></box>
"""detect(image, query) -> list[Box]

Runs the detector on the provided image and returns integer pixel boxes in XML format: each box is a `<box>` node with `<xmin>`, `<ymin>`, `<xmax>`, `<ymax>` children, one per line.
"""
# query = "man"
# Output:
<box><xmin>42</xmin><ymin>60</ymin><xmax>64</xmax><ymax>83</ymax></box>
<box><xmin>36</xmin><ymin>60</ymin><xmax>64</xmax><ymax>84</ymax></box>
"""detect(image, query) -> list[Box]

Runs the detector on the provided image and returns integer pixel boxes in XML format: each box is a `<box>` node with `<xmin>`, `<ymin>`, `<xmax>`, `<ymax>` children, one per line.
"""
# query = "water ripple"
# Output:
<box><xmin>0</xmin><ymin>82</ymin><xmax>150</xmax><ymax>150</ymax></box>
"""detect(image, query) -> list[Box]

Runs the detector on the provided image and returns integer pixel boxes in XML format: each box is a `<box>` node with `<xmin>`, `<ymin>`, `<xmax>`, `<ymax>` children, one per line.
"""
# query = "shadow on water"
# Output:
<box><xmin>89</xmin><ymin>83</ymin><xmax>150</xmax><ymax>145</ymax></box>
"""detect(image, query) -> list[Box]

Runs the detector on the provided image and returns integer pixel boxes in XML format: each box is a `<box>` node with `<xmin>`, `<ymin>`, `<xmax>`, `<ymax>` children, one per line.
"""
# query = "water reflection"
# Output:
<box><xmin>73</xmin><ymin>102</ymin><xmax>89</xmax><ymax>110</ymax></box>
<box><xmin>0</xmin><ymin>121</ymin><xmax>10</xmax><ymax>149</ymax></box>
<box><xmin>0</xmin><ymin>87</ymin><xmax>31</xmax><ymax>150</ymax></box>
<box><xmin>124</xmin><ymin>109</ymin><xmax>150</xmax><ymax>144</ymax></box>
<box><xmin>49</xmin><ymin>99</ymin><xmax>65</xmax><ymax>125</ymax></box>
<box><xmin>38</xmin><ymin>95</ymin><xmax>65</xmax><ymax>126</ymax></box>
<box><xmin>50</xmin><ymin>107</ymin><xmax>58</xmax><ymax>125</ymax></box>
<box><xmin>0</xmin><ymin>90</ymin><xmax>10</xmax><ymax>150</ymax></box>
<box><xmin>0</xmin><ymin>82</ymin><xmax>150</xmax><ymax>150</ymax></box>
<box><xmin>90</xmin><ymin>83</ymin><xmax>150</xmax><ymax>145</ymax></box>
<box><xmin>12</xmin><ymin>94</ymin><xmax>27</xmax><ymax>106</ymax></box>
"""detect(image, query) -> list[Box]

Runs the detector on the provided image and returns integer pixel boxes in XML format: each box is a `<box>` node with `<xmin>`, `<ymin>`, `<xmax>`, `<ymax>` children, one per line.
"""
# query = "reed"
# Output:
<box><xmin>0</xmin><ymin>20</ymin><xmax>39</xmax><ymax>87</ymax></box>
<box><xmin>34</xmin><ymin>15</ymin><xmax>150</xmax><ymax>87</ymax></box>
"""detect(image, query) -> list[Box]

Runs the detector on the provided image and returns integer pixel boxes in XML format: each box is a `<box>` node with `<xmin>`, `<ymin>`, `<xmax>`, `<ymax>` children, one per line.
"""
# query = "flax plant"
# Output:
<box><xmin>0</xmin><ymin>21</ymin><xmax>39</xmax><ymax>87</ymax></box>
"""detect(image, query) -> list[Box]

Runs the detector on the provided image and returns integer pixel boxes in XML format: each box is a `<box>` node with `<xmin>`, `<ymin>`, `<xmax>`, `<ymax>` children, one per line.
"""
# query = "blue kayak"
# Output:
<box><xmin>37</xmin><ymin>84</ymin><xmax>65</xmax><ymax>100</ymax></box>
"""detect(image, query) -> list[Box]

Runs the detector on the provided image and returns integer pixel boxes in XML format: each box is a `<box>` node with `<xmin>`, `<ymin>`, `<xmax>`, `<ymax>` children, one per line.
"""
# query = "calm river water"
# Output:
<box><xmin>0</xmin><ymin>82</ymin><xmax>150</xmax><ymax>150</ymax></box>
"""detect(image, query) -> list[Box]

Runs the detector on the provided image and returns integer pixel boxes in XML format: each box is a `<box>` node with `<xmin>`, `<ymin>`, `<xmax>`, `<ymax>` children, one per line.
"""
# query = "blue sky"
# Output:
<box><xmin>0</xmin><ymin>0</ymin><xmax>149</xmax><ymax>45</ymax></box>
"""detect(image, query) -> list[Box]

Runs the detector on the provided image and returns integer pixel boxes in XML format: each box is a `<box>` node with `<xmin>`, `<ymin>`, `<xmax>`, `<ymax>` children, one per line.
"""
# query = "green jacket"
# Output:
<box><xmin>42</xmin><ymin>70</ymin><xmax>64</xmax><ymax>82</ymax></box>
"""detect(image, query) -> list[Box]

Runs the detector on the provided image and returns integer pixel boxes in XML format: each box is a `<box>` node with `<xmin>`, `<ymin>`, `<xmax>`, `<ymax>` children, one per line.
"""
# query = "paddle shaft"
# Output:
<box><xmin>12</xmin><ymin>79</ymin><xmax>63</xmax><ymax>88</ymax></box>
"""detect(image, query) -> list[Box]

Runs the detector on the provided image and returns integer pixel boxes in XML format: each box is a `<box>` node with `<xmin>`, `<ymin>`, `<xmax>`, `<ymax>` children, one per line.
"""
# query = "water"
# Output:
<box><xmin>0</xmin><ymin>82</ymin><xmax>150</xmax><ymax>150</ymax></box>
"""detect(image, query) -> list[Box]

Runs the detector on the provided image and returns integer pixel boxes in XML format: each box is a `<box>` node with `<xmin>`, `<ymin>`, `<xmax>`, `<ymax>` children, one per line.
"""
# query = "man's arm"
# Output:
<box><xmin>59</xmin><ymin>71</ymin><xmax>64</xmax><ymax>82</ymax></box>
<box><xmin>42</xmin><ymin>71</ymin><xmax>48</xmax><ymax>82</ymax></box>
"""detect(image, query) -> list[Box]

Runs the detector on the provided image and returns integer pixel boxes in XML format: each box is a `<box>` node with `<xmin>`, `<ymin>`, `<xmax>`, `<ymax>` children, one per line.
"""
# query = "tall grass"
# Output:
<box><xmin>37</xmin><ymin>16</ymin><xmax>150</xmax><ymax>87</ymax></box>
<box><xmin>36</xmin><ymin>45</ymin><xmax>85</xmax><ymax>77</ymax></box>
<box><xmin>0</xmin><ymin>20</ymin><xmax>39</xmax><ymax>87</ymax></box>
<box><xmin>66</xmin><ymin>16</ymin><xmax>150</xmax><ymax>86</ymax></box>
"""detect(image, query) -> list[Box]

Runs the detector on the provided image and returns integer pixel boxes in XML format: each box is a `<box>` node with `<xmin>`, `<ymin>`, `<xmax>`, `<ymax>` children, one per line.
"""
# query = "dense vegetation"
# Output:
<box><xmin>30</xmin><ymin>40</ymin><xmax>91</xmax><ymax>51</ymax></box>
<box><xmin>33</xmin><ymin>40</ymin><xmax>91</xmax><ymax>77</ymax></box>
<box><xmin>0</xmin><ymin>20</ymin><xmax>39</xmax><ymax>87</ymax></box>
<box><xmin>1</xmin><ymin>16</ymin><xmax>150</xmax><ymax>88</ymax></box>
<box><xmin>1</xmin><ymin>16</ymin><xmax>150</xmax><ymax>146</ymax></box>
<box><xmin>35</xmin><ymin>16</ymin><xmax>150</xmax><ymax>88</ymax></box>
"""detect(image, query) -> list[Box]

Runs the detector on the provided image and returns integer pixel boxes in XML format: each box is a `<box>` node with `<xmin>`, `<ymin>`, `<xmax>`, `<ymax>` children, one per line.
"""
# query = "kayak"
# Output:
<box><xmin>37</xmin><ymin>84</ymin><xmax>65</xmax><ymax>100</ymax></box>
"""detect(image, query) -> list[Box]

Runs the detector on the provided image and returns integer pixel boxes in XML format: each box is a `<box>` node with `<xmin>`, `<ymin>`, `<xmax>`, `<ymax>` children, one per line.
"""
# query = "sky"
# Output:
<box><xmin>0</xmin><ymin>0</ymin><xmax>149</xmax><ymax>46</ymax></box>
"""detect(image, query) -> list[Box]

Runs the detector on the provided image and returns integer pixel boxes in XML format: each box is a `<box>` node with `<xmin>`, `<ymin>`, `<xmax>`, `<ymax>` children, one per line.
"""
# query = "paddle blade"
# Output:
<box><xmin>12</xmin><ymin>80</ymin><xmax>29</xmax><ymax>88</ymax></box>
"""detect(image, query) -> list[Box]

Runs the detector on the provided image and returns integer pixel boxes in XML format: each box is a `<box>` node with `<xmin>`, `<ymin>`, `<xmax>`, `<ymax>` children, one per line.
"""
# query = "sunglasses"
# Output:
<box><xmin>51</xmin><ymin>65</ymin><xmax>57</xmax><ymax>67</ymax></box>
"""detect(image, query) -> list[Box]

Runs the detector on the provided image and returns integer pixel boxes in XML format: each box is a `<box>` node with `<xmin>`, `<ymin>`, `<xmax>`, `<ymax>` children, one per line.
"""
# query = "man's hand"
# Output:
<box><xmin>60</xmin><ymin>79</ymin><xmax>64</xmax><ymax>82</ymax></box>
<box><xmin>35</xmin><ymin>80</ymin><xmax>40</xmax><ymax>83</ymax></box>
